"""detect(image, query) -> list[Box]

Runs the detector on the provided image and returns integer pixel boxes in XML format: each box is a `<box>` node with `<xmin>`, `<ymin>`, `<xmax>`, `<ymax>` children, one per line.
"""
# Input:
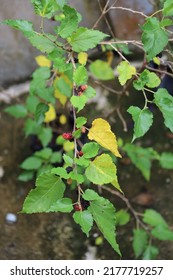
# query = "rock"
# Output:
<box><xmin>0</xmin><ymin>166</ymin><xmax>4</xmax><ymax>178</ymax></box>
<box><xmin>0</xmin><ymin>0</ymin><xmax>108</xmax><ymax>86</ymax></box>
<box><xmin>5</xmin><ymin>213</ymin><xmax>17</xmax><ymax>224</ymax></box>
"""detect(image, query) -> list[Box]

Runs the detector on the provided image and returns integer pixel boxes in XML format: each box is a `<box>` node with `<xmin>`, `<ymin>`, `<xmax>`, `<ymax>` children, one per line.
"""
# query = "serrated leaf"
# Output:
<box><xmin>35</xmin><ymin>103</ymin><xmax>49</xmax><ymax>124</ymax></box>
<box><xmin>44</xmin><ymin>104</ymin><xmax>56</xmax><ymax>123</ymax></box>
<box><xmin>133</xmin><ymin>229</ymin><xmax>148</xmax><ymax>258</ymax></box>
<box><xmin>4</xmin><ymin>104</ymin><xmax>27</xmax><ymax>118</ymax></box>
<box><xmin>29</xmin><ymin>33</ymin><xmax>56</xmax><ymax>53</ymax></box>
<box><xmin>85</xmin><ymin>154</ymin><xmax>117</xmax><ymax>185</ymax></box>
<box><xmin>55</xmin><ymin>77</ymin><xmax>72</xmax><ymax>98</ymax></box>
<box><xmin>133</xmin><ymin>69</ymin><xmax>160</xmax><ymax>90</ymax></box>
<box><xmin>74</xmin><ymin>157</ymin><xmax>90</xmax><ymax>167</ymax></box>
<box><xmin>78</xmin><ymin>52</ymin><xmax>88</xmax><ymax>65</ymax></box>
<box><xmin>116</xmin><ymin>209</ymin><xmax>130</xmax><ymax>226</ymax></box>
<box><xmin>84</xmin><ymin>86</ymin><xmax>96</xmax><ymax>99</ymax></box>
<box><xmin>21</xmin><ymin>173</ymin><xmax>66</xmax><ymax>213</ymax></box>
<box><xmin>143</xmin><ymin>209</ymin><xmax>168</xmax><ymax>228</ymax></box>
<box><xmin>163</xmin><ymin>0</ymin><xmax>173</xmax><ymax>16</ymax></box>
<box><xmin>82</xmin><ymin>142</ymin><xmax>100</xmax><ymax>158</ymax></box>
<box><xmin>151</xmin><ymin>225</ymin><xmax>173</xmax><ymax>241</ymax></box>
<box><xmin>58</xmin><ymin>5</ymin><xmax>78</xmax><ymax>38</ymax></box>
<box><xmin>142</xmin><ymin>245</ymin><xmax>159</xmax><ymax>260</ymax></box>
<box><xmin>123</xmin><ymin>144</ymin><xmax>157</xmax><ymax>181</ymax></box>
<box><xmin>63</xmin><ymin>141</ymin><xmax>74</xmax><ymax>152</ymax></box>
<box><xmin>76</xmin><ymin>117</ymin><xmax>87</xmax><ymax>128</ymax></box>
<box><xmin>160</xmin><ymin>152</ymin><xmax>173</xmax><ymax>169</ymax></box>
<box><xmin>50</xmin><ymin>152</ymin><xmax>62</xmax><ymax>164</ymax></box>
<box><xmin>127</xmin><ymin>106</ymin><xmax>153</xmax><ymax>141</ymax></box>
<box><xmin>48</xmin><ymin>198</ymin><xmax>73</xmax><ymax>213</ymax></box>
<box><xmin>88</xmin><ymin>118</ymin><xmax>121</xmax><ymax>157</ymax></box>
<box><xmin>117</xmin><ymin>61</ymin><xmax>136</xmax><ymax>86</ymax></box>
<box><xmin>69</xmin><ymin>27</ymin><xmax>108</xmax><ymax>52</ymax></box>
<box><xmin>73</xmin><ymin>65</ymin><xmax>88</xmax><ymax>86</ymax></box>
<box><xmin>35</xmin><ymin>55</ymin><xmax>51</xmax><ymax>67</ymax></box>
<box><xmin>141</xmin><ymin>17</ymin><xmax>168</xmax><ymax>61</ymax></box>
<box><xmin>51</xmin><ymin>167</ymin><xmax>70</xmax><ymax>179</ymax></box>
<box><xmin>70</xmin><ymin>95</ymin><xmax>87</xmax><ymax>112</ymax></box>
<box><xmin>154</xmin><ymin>89</ymin><xmax>173</xmax><ymax>133</ymax></box>
<box><xmin>82</xmin><ymin>189</ymin><xmax>101</xmax><ymax>201</ymax></box>
<box><xmin>24</xmin><ymin>119</ymin><xmax>40</xmax><ymax>136</ymax></box>
<box><xmin>63</xmin><ymin>154</ymin><xmax>73</xmax><ymax>166</ymax></box>
<box><xmin>73</xmin><ymin>210</ymin><xmax>93</xmax><ymax>237</ymax></box>
<box><xmin>86</xmin><ymin>190</ymin><xmax>121</xmax><ymax>255</ymax></box>
<box><xmin>30</xmin><ymin>67</ymin><xmax>51</xmax><ymax>96</ymax></box>
<box><xmin>31</xmin><ymin>0</ymin><xmax>55</xmax><ymax>18</ymax></box>
<box><xmin>26</xmin><ymin>95</ymin><xmax>40</xmax><ymax>114</ymax></box>
<box><xmin>2</xmin><ymin>19</ymin><xmax>33</xmax><ymax>36</ymax></box>
<box><xmin>90</xmin><ymin>60</ymin><xmax>114</xmax><ymax>80</ymax></box>
<box><xmin>69</xmin><ymin>172</ymin><xmax>84</xmax><ymax>184</ymax></box>
<box><xmin>38</xmin><ymin>127</ymin><xmax>52</xmax><ymax>147</ymax></box>
<box><xmin>20</xmin><ymin>156</ymin><xmax>42</xmax><ymax>170</ymax></box>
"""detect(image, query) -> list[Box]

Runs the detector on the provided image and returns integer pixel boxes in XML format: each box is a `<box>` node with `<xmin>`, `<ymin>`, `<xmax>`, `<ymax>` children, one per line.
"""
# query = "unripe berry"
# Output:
<box><xmin>74</xmin><ymin>204</ymin><xmax>82</xmax><ymax>211</ymax></box>
<box><xmin>80</xmin><ymin>85</ymin><xmax>88</xmax><ymax>92</ymax></box>
<box><xmin>78</xmin><ymin>151</ymin><xmax>84</xmax><ymax>157</ymax></box>
<box><xmin>62</xmin><ymin>132</ymin><xmax>73</xmax><ymax>140</ymax></box>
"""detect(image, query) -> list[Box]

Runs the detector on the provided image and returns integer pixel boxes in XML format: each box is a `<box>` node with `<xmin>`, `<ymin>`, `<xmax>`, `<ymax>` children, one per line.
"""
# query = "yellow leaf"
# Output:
<box><xmin>153</xmin><ymin>56</ymin><xmax>160</xmax><ymax>66</ymax></box>
<box><xmin>63</xmin><ymin>141</ymin><xmax>74</xmax><ymax>152</ymax></box>
<box><xmin>35</xmin><ymin>55</ymin><xmax>51</xmax><ymax>68</ymax></box>
<box><xmin>78</xmin><ymin>52</ymin><xmax>88</xmax><ymax>65</ymax></box>
<box><xmin>88</xmin><ymin>118</ymin><xmax>121</xmax><ymax>158</ymax></box>
<box><xmin>44</xmin><ymin>104</ymin><xmax>56</xmax><ymax>123</ymax></box>
<box><xmin>59</xmin><ymin>114</ymin><xmax>67</xmax><ymax>125</ymax></box>
<box><xmin>54</xmin><ymin>89</ymin><xmax>67</xmax><ymax>106</ymax></box>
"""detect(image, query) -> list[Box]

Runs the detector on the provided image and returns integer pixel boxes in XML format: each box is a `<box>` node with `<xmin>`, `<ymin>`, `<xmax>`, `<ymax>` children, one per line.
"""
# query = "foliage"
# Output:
<box><xmin>2</xmin><ymin>0</ymin><xmax>173</xmax><ymax>259</ymax></box>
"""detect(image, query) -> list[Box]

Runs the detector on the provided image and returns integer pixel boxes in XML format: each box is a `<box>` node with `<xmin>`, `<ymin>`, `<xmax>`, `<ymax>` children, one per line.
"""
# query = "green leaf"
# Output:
<box><xmin>85</xmin><ymin>154</ymin><xmax>117</xmax><ymax>185</ymax></box>
<box><xmin>73</xmin><ymin>210</ymin><xmax>93</xmax><ymax>237</ymax></box>
<box><xmin>116</xmin><ymin>209</ymin><xmax>130</xmax><ymax>226</ymax></box>
<box><xmin>89</xmin><ymin>60</ymin><xmax>114</xmax><ymax>80</ymax></box>
<box><xmin>163</xmin><ymin>0</ymin><xmax>173</xmax><ymax>16</ymax></box>
<box><xmin>30</xmin><ymin>67</ymin><xmax>51</xmax><ymax>95</ymax></box>
<box><xmin>82</xmin><ymin>189</ymin><xmax>101</xmax><ymax>201</ymax></box>
<box><xmin>55</xmin><ymin>77</ymin><xmax>72</xmax><ymax>98</ymax></box>
<box><xmin>28</xmin><ymin>33</ymin><xmax>56</xmax><ymax>53</ymax></box>
<box><xmin>70</xmin><ymin>95</ymin><xmax>87</xmax><ymax>112</ymax></box>
<box><xmin>127</xmin><ymin>106</ymin><xmax>153</xmax><ymax>141</ymax></box>
<box><xmin>117</xmin><ymin>61</ymin><xmax>136</xmax><ymax>86</ymax></box>
<box><xmin>35</xmin><ymin>103</ymin><xmax>49</xmax><ymax>124</ymax></box>
<box><xmin>151</xmin><ymin>225</ymin><xmax>173</xmax><ymax>241</ymax></box>
<box><xmin>85</xmin><ymin>190</ymin><xmax>120</xmax><ymax>255</ymax></box>
<box><xmin>160</xmin><ymin>152</ymin><xmax>173</xmax><ymax>169</ymax></box>
<box><xmin>161</xmin><ymin>18</ymin><xmax>173</xmax><ymax>27</ymax></box>
<box><xmin>69</xmin><ymin>172</ymin><xmax>84</xmax><ymax>184</ymax></box>
<box><xmin>143</xmin><ymin>209</ymin><xmax>168</xmax><ymax>228</ymax></box>
<box><xmin>20</xmin><ymin>156</ymin><xmax>42</xmax><ymax>170</ymax></box>
<box><xmin>48</xmin><ymin>198</ymin><xmax>73</xmax><ymax>213</ymax></box>
<box><xmin>38</xmin><ymin>127</ymin><xmax>52</xmax><ymax>147</ymax></box>
<box><xmin>63</xmin><ymin>154</ymin><xmax>73</xmax><ymax>166</ymax></box>
<box><xmin>21</xmin><ymin>173</ymin><xmax>66</xmax><ymax>213</ymax></box>
<box><xmin>51</xmin><ymin>167</ymin><xmax>70</xmax><ymax>179</ymax></box>
<box><xmin>133</xmin><ymin>229</ymin><xmax>148</xmax><ymax>258</ymax></box>
<box><xmin>133</xmin><ymin>69</ymin><xmax>160</xmax><ymax>90</ymax></box>
<box><xmin>73</xmin><ymin>65</ymin><xmax>88</xmax><ymax>86</ymax></box>
<box><xmin>31</xmin><ymin>0</ymin><xmax>56</xmax><ymax>18</ymax></box>
<box><xmin>58</xmin><ymin>5</ymin><xmax>78</xmax><ymax>38</ymax></box>
<box><xmin>4</xmin><ymin>104</ymin><xmax>27</xmax><ymax>118</ymax></box>
<box><xmin>154</xmin><ymin>88</ymin><xmax>173</xmax><ymax>133</ymax></box>
<box><xmin>74</xmin><ymin>157</ymin><xmax>90</xmax><ymax>167</ymax></box>
<box><xmin>2</xmin><ymin>19</ymin><xmax>33</xmax><ymax>36</ymax></box>
<box><xmin>24</xmin><ymin>119</ymin><xmax>40</xmax><ymax>136</ymax></box>
<box><xmin>35</xmin><ymin>148</ymin><xmax>52</xmax><ymax>160</ymax></box>
<box><xmin>141</xmin><ymin>17</ymin><xmax>168</xmax><ymax>61</ymax></box>
<box><xmin>50</xmin><ymin>152</ymin><xmax>62</xmax><ymax>164</ymax></box>
<box><xmin>123</xmin><ymin>144</ymin><xmax>157</xmax><ymax>181</ymax></box>
<box><xmin>142</xmin><ymin>245</ymin><xmax>159</xmax><ymax>260</ymax></box>
<box><xmin>26</xmin><ymin>95</ymin><xmax>40</xmax><ymax>114</ymax></box>
<box><xmin>76</xmin><ymin>117</ymin><xmax>87</xmax><ymax>128</ymax></box>
<box><xmin>82</xmin><ymin>142</ymin><xmax>100</xmax><ymax>158</ymax></box>
<box><xmin>18</xmin><ymin>170</ymin><xmax>34</xmax><ymax>182</ymax></box>
<box><xmin>84</xmin><ymin>86</ymin><xmax>96</xmax><ymax>99</ymax></box>
<box><xmin>69</xmin><ymin>27</ymin><xmax>108</xmax><ymax>52</ymax></box>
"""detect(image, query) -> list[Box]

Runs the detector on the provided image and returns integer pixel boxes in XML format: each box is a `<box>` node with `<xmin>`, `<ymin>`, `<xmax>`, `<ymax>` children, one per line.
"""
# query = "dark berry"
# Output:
<box><xmin>66</xmin><ymin>167</ymin><xmax>73</xmax><ymax>174</ymax></box>
<box><xmin>74</xmin><ymin>204</ymin><xmax>82</xmax><ymax>211</ymax></box>
<box><xmin>81</xmin><ymin>198</ymin><xmax>90</xmax><ymax>210</ymax></box>
<box><xmin>78</xmin><ymin>151</ymin><xmax>84</xmax><ymax>157</ymax></box>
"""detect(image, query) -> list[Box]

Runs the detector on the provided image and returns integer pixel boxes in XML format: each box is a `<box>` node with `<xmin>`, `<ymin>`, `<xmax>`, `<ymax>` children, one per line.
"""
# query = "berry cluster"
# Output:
<box><xmin>62</xmin><ymin>132</ymin><xmax>73</xmax><ymax>140</ymax></box>
<box><xmin>74</xmin><ymin>84</ymin><xmax>88</xmax><ymax>96</ymax></box>
<box><xmin>74</xmin><ymin>198</ymin><xmax>90</xmax><ymax>211</ymax></box>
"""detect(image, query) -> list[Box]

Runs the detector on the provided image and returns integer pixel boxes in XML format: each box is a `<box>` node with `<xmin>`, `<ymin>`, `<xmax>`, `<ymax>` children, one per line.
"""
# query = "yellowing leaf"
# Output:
<box><xmin>88</xmin><ymin>118</ymin><xmax>121</xmax><ymax>158</ymax></box>
<box><xmin>54</xmin><ymin>89</ymin><xmax>67</xmax><ymax>106</ymax></box>
<box><xmin>153</xmin><ymin>56</ymin><xmax>160</xmax><ymax>66</ymax></box>
<box><xmin>117</xmin><ymin>61</ymin><xmax>136</xmax><ymax>86</ymax></box>
<box><xmin>35</xmin><ymin>55</ymin><xmax>51</xmax><ymax>68</ymax></box>
<box><xmin>44</xmin><ymin>104</ymin><xmax>56</xmax><ymax>123</ymax></box>
<box><xmin>63</xmin><ymin>141</ymin><xmax>74</xmax><ymax>152</ymax></box>
<box><xmin>78</xmin><ymin>52</ymin><xmax>88</xmax><ymax>65</ymax></box>
<box><xmin>59</xmin><ymin>114</ymin><xmax>67</xmax><ymax>125</ymax></box>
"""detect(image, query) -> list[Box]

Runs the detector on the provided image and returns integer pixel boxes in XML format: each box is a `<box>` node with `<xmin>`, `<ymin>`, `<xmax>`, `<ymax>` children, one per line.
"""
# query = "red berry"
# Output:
<box><xmin>78</xmin><ymin>151</ymin><xmax>84</xmax><ymax>157</ymax></box>
<box><xmin>80</xmin><ymin>85</ymin><xmax>88</xmax><ymax>92</ymax></box>
<box><xmin>78</xmin><ymin>91</ymin><xmax>83</xmax><ymax>96</ymax></box>
<box><xmin>62</xmin><ymin>132</ymin><xmax>73</xmax><ymax>140</ymax></box>
<box><xmin>74</xmin><ymin>204</ymin><xmax>82</xmax><ymax>211</ymax></box>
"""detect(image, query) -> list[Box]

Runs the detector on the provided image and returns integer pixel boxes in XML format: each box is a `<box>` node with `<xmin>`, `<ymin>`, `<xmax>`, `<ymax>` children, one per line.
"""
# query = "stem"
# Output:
<box><xmin>110</xmin><ymin>6</ymin><xmax>148</xmax><ymax>18</ymax></box>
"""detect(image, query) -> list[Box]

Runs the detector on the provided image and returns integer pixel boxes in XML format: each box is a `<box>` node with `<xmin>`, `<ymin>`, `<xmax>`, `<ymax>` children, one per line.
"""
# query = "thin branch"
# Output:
<box><xmin>146</xmin><ymin>66</ymin><xmax>173</xmax><ymax>78</ymax></box>
<box><xmin>110</xmin><ymin>6</ymin><xmax>148</xmax><ymax>18</ymax></box>
<box><xmin>116</xmin><ymin>107</ymin><xmax>128</xmax><ymax>132</ymax></box>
